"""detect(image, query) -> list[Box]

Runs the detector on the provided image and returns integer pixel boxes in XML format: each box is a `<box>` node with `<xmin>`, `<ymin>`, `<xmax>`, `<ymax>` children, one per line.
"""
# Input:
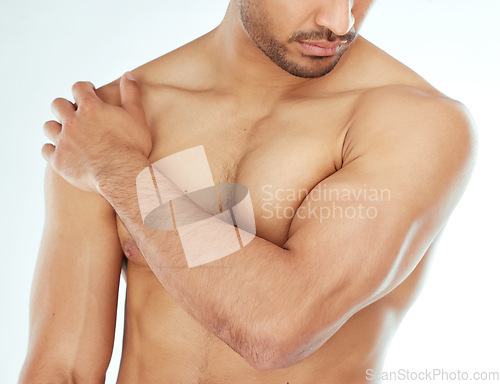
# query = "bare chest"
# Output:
<box><xmin>117</xmin><ymin>91</ymin><xmax>356</xmax><ymax>261</ymax></box>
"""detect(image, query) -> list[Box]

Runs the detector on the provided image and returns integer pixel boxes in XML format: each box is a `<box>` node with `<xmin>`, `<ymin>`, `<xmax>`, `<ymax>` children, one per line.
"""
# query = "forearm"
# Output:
<box><xmin>20</xmin><ymin>248</ymin><xmax>121</xmax><ymax>383</ymax></box>
<box><xmin>99</xmin><ymin>153</ymin><xmax>317</xmax><ymax>369</ymax></box>
<box><xmin>21</xmin><ymin>168</ymin><xmax>123</xmax><ymax>382</ymax></box>
<box><xmin>19</xmin><ymin>363</ymin><xmax>104</xmax><ymax>384</ymax></box>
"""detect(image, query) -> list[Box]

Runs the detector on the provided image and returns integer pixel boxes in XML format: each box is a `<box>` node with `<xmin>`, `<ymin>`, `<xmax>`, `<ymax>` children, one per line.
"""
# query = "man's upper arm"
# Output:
<box><xmin>283</xmin><ymin>86</ymin><xmax>477</xmax><ymax>347</ymax></box>
<box><xmin>20</xmin><ymin>82</ymin><xmax>124</xmax><ymax>382</ymax></box>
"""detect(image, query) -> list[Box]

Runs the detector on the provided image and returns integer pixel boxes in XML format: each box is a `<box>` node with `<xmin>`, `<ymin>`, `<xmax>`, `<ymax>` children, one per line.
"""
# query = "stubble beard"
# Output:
<box><xmin>238</xmin><ymin>0</ymin><xmax>356</xmax><ymax>79</ymax></box>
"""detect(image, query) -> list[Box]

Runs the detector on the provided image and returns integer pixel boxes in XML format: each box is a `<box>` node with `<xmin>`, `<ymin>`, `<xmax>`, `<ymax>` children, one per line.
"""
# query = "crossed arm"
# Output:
<box><xmin>23</xmin><ymin>77</ymin><xmax>476</xmax><ymax>380</ymax></box>
<box><xmin>96</xmin><ymin>86</ymin><xmax>476</xmax><ymax>370</ymax></box>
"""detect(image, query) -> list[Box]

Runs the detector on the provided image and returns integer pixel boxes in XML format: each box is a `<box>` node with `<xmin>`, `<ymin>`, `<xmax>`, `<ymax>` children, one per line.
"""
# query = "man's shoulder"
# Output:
<box><xmin>341</xmin><ymin>39</ymin><xmax>476</xmax><ymax>168</ymax></box>
<box><xmin>357</xmin><ymin>83</ymin><xmax>466</xmax><ymax>117</ymax></box>
<box><xmin>342</xmin><ymin>38</ymin><xmax>474</xmax><ymax>145</ymax></box>
<box><xmin>354</xmin><ymin>83</ymin><xmax>475</xmax><ymax>142</ymax></box>
<box><xmin>95</xmin><ymin>34</ymin><xmax>213</xmax><ymax>102</ymax></box>
<box><xmin>348</xmin><ymin>37</ymin><xmax>436</xmax><ymax>92</ymax></box>
<box><xmin>343</xmin><ymin>83</ymin><xmax>477</xmax><ymax>182</ymax></box>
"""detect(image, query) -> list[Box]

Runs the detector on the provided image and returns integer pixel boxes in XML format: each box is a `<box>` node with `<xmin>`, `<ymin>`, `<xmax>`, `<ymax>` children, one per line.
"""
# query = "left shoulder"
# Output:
<box><xmin>357</xmin><ymin>84</ymin><xmax>474</xmax><ymax>133</ymax></box>
<box><xmin>346</xmin><ymin>84</ymin><xmax>477</xmax><ymax>167</ymax></box>
<box><xmin>338</xmin><ymin>84</ymin><xmax>478</xmax><ymax>215</ymax></box>
<box><xmin>343</xmin><ymin>36</ymin><xmax>476</xmax><ymax>149</ymax></box>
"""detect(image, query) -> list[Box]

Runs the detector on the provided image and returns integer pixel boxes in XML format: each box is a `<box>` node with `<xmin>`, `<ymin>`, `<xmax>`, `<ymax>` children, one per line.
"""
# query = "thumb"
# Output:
<box><xmin>120</xmin><ymin>72</ymin><xmax>146</xmax><ymax>123</ymax></box>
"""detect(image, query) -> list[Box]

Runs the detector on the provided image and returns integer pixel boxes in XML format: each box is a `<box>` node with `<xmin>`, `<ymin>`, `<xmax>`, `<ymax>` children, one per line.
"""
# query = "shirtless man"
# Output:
<box><xmin>20</xmin><ymin>1</ymin><xmax>477</xmax><ymax>383</ymax></box>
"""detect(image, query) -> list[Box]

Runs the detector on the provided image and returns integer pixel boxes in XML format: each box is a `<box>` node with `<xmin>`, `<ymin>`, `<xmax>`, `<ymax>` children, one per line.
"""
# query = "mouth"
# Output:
<box><xmin>296</xmin><ymin>40</ymin><xmax>347</xmax><ymax>57</ymax></box>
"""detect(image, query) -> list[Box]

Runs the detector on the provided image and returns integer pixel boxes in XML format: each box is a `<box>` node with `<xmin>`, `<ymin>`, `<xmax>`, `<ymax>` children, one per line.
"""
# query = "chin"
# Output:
<box><xmin>282</xmin><ymin>57</ymin><xmax>340</xmax><ymax>78</ymax></box>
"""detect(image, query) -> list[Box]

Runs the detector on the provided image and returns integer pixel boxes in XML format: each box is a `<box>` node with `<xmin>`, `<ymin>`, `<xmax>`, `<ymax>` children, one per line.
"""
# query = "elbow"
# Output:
<box><xmin>245</xmin><ymin>341</ymin><xmax>288</xmax><ymax>371</ymax></box>
<box><xmin>245</xmin><ymin>345</ymin><xmax>292</xmax><ymax>371</ymax></box>
<box><xmin>242</xmin><ymin>322</ymin><xmax>319</xmax><ymax>371</ymax></box>
<box><xmin>246</xmin><ymin>338</ymin><xmax>315</xmax><ymax>371</ymax></box>
<box><xmin>242</xmin><ymin>309</ymin><xmax>347</xmax><ymax>371</ymax></box>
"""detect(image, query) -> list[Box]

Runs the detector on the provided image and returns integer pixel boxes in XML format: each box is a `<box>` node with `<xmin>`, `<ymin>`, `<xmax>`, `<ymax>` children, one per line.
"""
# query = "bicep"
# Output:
<box><xmin>284</xmin><ymin>91</ymin><xmax>476</xmax><ymax>333</ymax></box>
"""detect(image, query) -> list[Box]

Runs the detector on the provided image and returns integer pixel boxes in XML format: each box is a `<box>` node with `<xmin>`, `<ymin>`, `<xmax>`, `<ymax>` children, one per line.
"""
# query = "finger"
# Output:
<box><xmin>71</xmin><ymin>81</ymin><xmax>98</xmax><ymax>108</ymax></box>
<box><xmin>41</xmin><ymin>143</ymin><xmax>55</xmax><ymax>164</ymax></box>
<box><xmin>120</xmin><ymin>72</ymin><xmax>147</xmax><ymax>123</ymax></box>
<box><xmin>43</xmin><ymin>120</ymin><xmax>62</xmax><ymax>144</ymax></box>
<box><xmin>51</xmin><ymin>98</ymin><xmax>76</xmax><ymax>124</ymax></box>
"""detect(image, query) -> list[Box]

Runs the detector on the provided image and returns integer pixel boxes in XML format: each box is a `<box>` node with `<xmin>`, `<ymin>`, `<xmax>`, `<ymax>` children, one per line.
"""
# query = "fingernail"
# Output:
<box><xmin>125</xmin><ymin>71</ymin><xmax>137</xmax><ymax>81</ymax></box>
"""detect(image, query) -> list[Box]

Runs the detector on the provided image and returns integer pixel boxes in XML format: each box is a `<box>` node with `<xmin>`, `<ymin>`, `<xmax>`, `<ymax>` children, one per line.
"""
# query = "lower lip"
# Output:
<box><xmin>298</xmin><ymin>41</ymin><xmax>341</xmax><ymax>57</ymax></box>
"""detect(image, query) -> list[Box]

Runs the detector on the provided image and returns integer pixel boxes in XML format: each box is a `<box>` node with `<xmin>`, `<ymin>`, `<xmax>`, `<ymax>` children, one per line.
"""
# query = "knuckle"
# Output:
<box><xmin>63</xmin><ymin>113</ymin><xmax>75</xmax><ymax>126</ymax></box>
<box><xmin>50</xmin><ymin>97</ymin><xmax>65</xmax><ymax>108</ymax></box>
<box><xmin>43</xmin><ymin>120</ymin><xmax>61</xmax><ymax>137</ymax></box>
<box><xmin>72</xmin><ymin>81</ymin><xmax>94</xmax><ymax>92</ymax></box>
<box><xmin>76</xmin><ymin>99</ymin><xmax>94</xmax><ymax>114</ymax></box>
<box><xmin>42</xmin><ymin>121</ymin><xmax>51</xmax><ymax>134</ymax></box>
<box><xmin>71</xmin><ymin>81</ymin><xmax>85</xmax><ymax>92</ymax></box>
<box><xmin>43</xmin><ymin>119</ymin><xmax>58</xmax><ymax>128</ymax></box>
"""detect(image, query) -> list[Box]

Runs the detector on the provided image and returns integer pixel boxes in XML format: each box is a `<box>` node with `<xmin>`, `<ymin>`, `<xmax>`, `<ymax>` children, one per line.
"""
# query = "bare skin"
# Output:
<box><xmin>21</xmin><ymin>1</ymin><xmax>476</xmax><ymax>383</ymax></box>
<box><xmin>109</xmin><ymin>38</ymin><xmax>463</xmax><ymax>384</ymax></box>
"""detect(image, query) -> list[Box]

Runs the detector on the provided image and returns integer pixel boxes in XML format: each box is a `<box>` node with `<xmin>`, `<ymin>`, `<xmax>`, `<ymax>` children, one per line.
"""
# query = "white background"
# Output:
<box><xmin>0</xmin><ymin>0</ymin><xmax>499</xmax><ymax>383</ymax></box>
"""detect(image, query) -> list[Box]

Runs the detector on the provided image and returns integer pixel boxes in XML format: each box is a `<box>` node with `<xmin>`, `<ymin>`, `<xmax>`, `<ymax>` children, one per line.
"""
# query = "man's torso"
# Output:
<box><xmin>108</xmin><ymin>34</ymin><xmax>442</xmax><ymax>384</ymax></box>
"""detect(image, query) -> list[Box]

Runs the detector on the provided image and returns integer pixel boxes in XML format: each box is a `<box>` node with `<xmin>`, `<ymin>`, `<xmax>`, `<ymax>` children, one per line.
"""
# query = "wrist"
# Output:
<box><xmin>97</xmin><ymin>151</ymin><xmax>151</xmax><ymax>203</ymax></box>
